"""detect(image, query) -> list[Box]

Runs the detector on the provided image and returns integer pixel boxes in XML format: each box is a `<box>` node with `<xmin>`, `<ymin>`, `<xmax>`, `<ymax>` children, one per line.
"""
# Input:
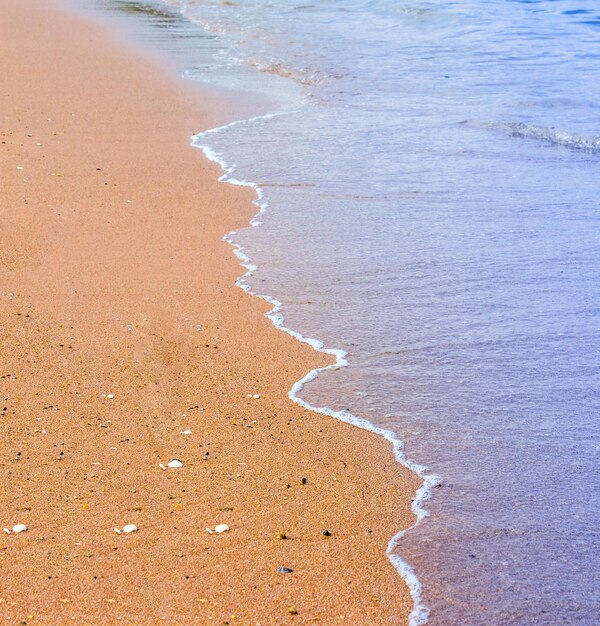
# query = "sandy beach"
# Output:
<box><xmin>0</xmin><ymin>0</ymin><xmax>419</xmax><ymax>623</ymax></box>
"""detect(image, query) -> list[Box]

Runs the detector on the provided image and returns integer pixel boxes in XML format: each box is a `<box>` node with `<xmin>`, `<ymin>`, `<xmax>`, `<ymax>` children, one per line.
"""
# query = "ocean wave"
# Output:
<box><xmin>489</xmin><ymin>121</ymin><xmax>600</xmax><ymax>152</ymax></box>
<box><xmin>236</xmin><ymin>57</ymin><xmax>323</xmax><ymax>86</ymax></box>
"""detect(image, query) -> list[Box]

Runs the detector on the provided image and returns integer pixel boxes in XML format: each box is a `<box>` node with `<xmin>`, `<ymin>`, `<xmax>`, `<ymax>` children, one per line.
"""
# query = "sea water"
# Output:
<box><xmin>83</xmin><ymin>1</ymin><xmax>600</xmax><ymax>623</ymax></box>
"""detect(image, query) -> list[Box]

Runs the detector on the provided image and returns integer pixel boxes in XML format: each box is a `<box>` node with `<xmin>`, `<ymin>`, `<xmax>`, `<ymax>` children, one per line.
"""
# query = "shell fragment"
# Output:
<box><xmin>5</xmin><ymin>524</ymin><xmax>28</xmax><ymax>534</ymax></box>
<box><xmin>167</xmin><ymin>459</ymin><xmax>183</xmax><ymax>469</ymax></box>
<box><xmin>115</xmin><ymin>524</ymin><xmax>138</xmax><ymax>534</ymax></box>
<box><xmin>214</xmin><ymin>524</ymin><xmax>230</xmax><ymax>534</ymax></box>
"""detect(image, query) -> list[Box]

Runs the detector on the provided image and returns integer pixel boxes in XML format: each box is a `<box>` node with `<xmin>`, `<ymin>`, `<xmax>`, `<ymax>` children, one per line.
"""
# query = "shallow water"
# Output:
<box><xmin>84</xmin><ymin>1</ymin><xmax>600</xmax><ymax>623</ymax></box>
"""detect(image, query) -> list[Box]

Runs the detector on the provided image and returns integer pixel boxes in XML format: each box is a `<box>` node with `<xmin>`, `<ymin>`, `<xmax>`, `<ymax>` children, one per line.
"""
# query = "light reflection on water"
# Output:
<box><xmin>86</xmin><ymin>1</ymin><xmax>600</xmax><ymax>623</ymax></box>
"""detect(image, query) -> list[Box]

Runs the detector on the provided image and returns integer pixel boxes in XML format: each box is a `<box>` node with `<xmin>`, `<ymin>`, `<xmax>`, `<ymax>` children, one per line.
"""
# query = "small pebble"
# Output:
<box><xmin>278</xmin><ymin>567</ymin><xmax>293</xmax><ymax>574</ymax></box>
<box><xmin>114</xmin><ymin>524</ymin><xmax>138</xmax><ymax>534</ymax></box>
<box><xmin>168</xmin><ymin>459</ymin><xmax>183</xmax><ymax>469</ymax></box>
<box><xmin>180</xmin><ymin>430</ymin><xmax>192</xmax><ymax>435</ymax></box>
<box><xmin>322</xmin><ymin>530</ymin><xmax>332</xmax><ymax>537</ymax></box>
<box><xmin>11</xmin><ymin>524</ymin><xmax>27</xmax><ymax>534</ymax></box>
<box><xmin>214</xmin><ymin>524</ymin><xmax>230</xmax><ymax>534</ymax></box>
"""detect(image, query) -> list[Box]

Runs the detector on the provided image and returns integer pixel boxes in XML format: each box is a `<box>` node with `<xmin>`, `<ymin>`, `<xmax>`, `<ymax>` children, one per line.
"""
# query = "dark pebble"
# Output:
<box><xmin>322</xmin><ymin>530</ymin><xmax>332</xmax><ymax>537</ymax></box>
<box><xmin>278</xmin><ymin>567</ymin><xmax>294</xmax><ymax>574</ymax></box>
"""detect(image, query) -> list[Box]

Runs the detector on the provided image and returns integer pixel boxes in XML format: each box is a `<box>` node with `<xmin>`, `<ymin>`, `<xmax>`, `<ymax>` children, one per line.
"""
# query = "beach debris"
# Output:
<box><xmin>247</xmin><ymin>394</ymin><xmax>260</xmax><ymax>399</ymax></box>
<box><xmin>180</xmin><ymin>429</ymin><xmax>192</xmax><ymax>435</ymax></box>
<box><xmin>101</xmin><ymin>393</ymin><xmax>115</xmax><ymax>399</ymax></box>
<box><xmin>167</xmin><ymin>459</ymin><xmax>184</xmax><ymax>469</ymax></box>
<box><xmin>206</xmin><ymin>524</ymin><xmax>230</xmax><ymax>534</ymax></box>
<box><xmin>214</xmin><ymin>524</ymin><xmax>230</xmax><ymax>534</ymax></box>
<box><xmin>114</xmin><ymin>524</ymin><xmax>138</xmax><ymax>535</ymax></box>
<box><xmin>288</xmin><ymin>607</ymin><xmax>298</xmax><ymax>615</ymax></box>
<box><xmin>4</xmin><ymin>524</ymin><xmax>28</xmax><ymax>534</ymax></box>
<box><xmin>322</xmin><ymin>530</ymin><xmax>332</xmax><ymax>537</ymax></box>
<box><xmin>278</xmin><ymin>532</ymin><xmax>288</xmax><ymax>540</ymax></box>
<box><xmin>277</xmin><ymin>567</ymin><xmax>293</xmax><ymax>574</ymax></box>
<box><xmin>159</xmin><ymin>463</ymin><xmax>167</xmax><ymax>470</ymax></box>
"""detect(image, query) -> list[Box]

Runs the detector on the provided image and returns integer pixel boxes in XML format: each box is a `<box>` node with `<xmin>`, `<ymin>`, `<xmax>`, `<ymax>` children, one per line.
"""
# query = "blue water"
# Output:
<box><xmin>86</xmin><ymin>1</ymin><xmax>600</xmax><ymax>623</ymax></box>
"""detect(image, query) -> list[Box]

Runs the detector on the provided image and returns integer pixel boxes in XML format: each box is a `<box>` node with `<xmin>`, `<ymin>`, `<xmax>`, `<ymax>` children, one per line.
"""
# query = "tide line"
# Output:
<box><xmin>191</xmin><ymin>112</ymin><xmax>438</xmax><ymax>626</ymax></box>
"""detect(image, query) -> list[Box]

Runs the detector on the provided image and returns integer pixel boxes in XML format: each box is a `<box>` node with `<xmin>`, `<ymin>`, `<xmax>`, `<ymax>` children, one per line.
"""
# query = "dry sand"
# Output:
<box><xmin>0</xmin><ymin>0</ymin><xmax>420</xmax><ymax>623</ymax></box>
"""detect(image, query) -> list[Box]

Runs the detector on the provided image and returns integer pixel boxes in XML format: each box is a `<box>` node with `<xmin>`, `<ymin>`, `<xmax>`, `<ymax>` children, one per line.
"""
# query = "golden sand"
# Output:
<box><xmin>0</xmin><ymin>1</ymin><xmax>419</xmax><ymax>622</ymax></box>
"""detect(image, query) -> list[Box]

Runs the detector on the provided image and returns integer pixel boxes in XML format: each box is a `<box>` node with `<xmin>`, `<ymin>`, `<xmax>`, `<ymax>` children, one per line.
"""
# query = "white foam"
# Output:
<box><xmin>191</xmin><ymin>114</ymin><xmax>439</xmax><ymax>626</ymax></box>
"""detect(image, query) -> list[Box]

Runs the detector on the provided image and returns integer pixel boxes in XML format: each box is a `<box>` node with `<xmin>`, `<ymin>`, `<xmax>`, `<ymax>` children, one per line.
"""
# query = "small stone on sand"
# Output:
<box><xmin>278</xmin><ymin>567</ymin><xmax>293</xmax><ymax>574</ymax></box>
<box><xmin>180</xmin><ymin>430</ymin><xmax>192</xmax><ymax>435</ymax></box>
<box><xmin>123</xmin><ymin>524</ymin><xmax>138</xmax><ymax>534</ymax></box>
<box><xmin>168</xmin><ymin>459</ymin><xmax>183</xmax><ymax>468</ymax></box>
<box><xmin>214</xmin><ymin>524</ymin><xmax>230</xmax><ymax>533</ymax></box>
<box><xmin>12</xmin><ymin>524</ymin><xmax>28</xmax><ymax>534</ymax></box>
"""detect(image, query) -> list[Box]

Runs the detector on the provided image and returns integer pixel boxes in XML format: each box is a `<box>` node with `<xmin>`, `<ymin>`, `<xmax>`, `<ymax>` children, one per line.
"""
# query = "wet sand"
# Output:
<box><xmin>0</xmin><ymin>0</ymin><xmax>419</xmax><ymax>623</ymax></box>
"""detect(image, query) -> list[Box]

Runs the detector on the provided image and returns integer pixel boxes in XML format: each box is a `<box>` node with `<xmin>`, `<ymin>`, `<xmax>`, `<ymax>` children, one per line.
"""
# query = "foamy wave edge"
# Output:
<box><xmin>191</xmin><ymin>113</ymin><xmax>439</xmax><ymax>626</ymax></box>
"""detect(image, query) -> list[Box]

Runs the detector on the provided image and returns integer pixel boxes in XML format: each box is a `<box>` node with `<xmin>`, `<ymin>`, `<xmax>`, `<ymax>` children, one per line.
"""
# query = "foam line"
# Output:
<box><xmin>191</xmin><ymin>114</ymin><xmax>439</xmax><ymax>626</ymax></box>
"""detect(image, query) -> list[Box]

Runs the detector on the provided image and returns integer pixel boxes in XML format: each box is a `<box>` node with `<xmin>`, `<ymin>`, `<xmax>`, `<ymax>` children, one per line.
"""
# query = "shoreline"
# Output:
<box><xmin>192</xmin><ymin>119</ymin><xmax>435</xmax><ymax>626</ymax></box>
<box><xmin>0</xmin><ymin>1</ymin><xmax>420</xmax><ymax>623</ymax></box>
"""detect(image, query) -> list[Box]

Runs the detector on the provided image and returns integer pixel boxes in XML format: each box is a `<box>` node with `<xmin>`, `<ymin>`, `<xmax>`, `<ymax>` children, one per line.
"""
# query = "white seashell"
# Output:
<box><xmin>168</xmin><ymin>459</ymin><xmax>183</xmax><ymax>469</ymax></box>
<box><xmin>158</xmin><ymin>463</ymin><xmax>166</xmax><ymax>470</ymax></box>
<box><xmin>205</xmin><ymin>527</ymin><xmax>214</xmax><ymax>534</ymax></box>
<box><xmin>12</xmin><ymin>524</ymin><xmax>27</xmax><ymax>534</ymax></box>
<box><xmin>3</xmin><ymin>528</ymin><xmax>11</xmax><ymax>534</ymax></box>
<box><xmin>122</xmin><ymin>524</ymin><xmax>138</xmax><ymax>534</ymax></box>
<box><xmin>214</xmin><ymin>524</ymin><xmax>230</xmax><ymax>534</ymax></box>
<box><xmin>180</xmin><ymin>430</ymin><xmax>192</xmax><ymax>435</ymax></box>
<box><xmin>114</xmin><ymin>528</ymin><xmax>122</xmax><ymax>535</ymax></box>
<box><xmin>106</xmin><ymin>394</ymin><xmax>115</xmax><ymax>399</ymax></box>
